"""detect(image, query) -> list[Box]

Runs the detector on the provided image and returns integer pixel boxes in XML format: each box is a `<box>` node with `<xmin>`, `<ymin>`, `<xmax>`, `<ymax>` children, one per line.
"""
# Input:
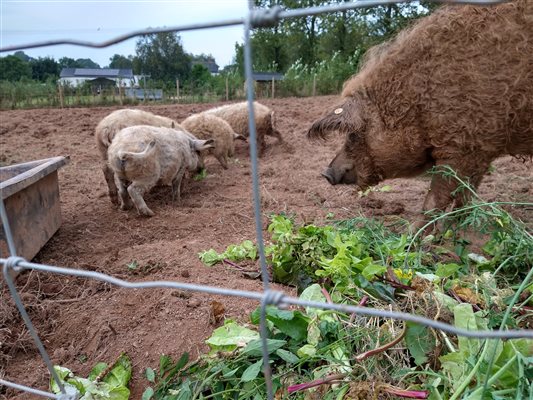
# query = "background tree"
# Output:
<box><xmin>134</xmin><ymin>32</ymin><xmax>191</xmax><ymax>86</ymax></box>
<box><xmin>231</xmin><ymin>0</ymin><xmax>289</xmax><ymax>72</ymax></box>
<box><xmin>191</xmin><ymin>54</ymin><xmax>216</xmax><ymax>63</ymax></box>
<box><xmin>30</xmin><ymin>57</ymin><xmax>60</xmax><ymax>81</ymax></box>
<box><xmin>317</xmin><ymin>5</ymin><xmax>366</xmax><ymax>61</ymax></box>
<box><xmin>282</xmin><ymin>0</ymin><xmax>324</xmax><ymax>66</ymax></box>
<box><xmin>189</xmin><ymin>64</ymin><xmax>212</xmax><ymax>88</ymax></box>
<box><xmin>75</xmin><ymin>58</ymin><xmax>100</xmax><ymax>69</ymax></box>
<box><xmin>0</xmin><ymin>55</ymin><xmax>32</xmax><ymax>81</ymax></box>
<box><xmin>58</xmin><ymin>57</ymin><xmax>78</xmax><ymax>68</ymax></box>
<box><xmin>360</xmin><ymin>3</ymin><xmax>429</xmax><ymax>43</ymax></box>
<box><xmin>236</xmin><ymin>0</ymin><xmax>435</xmax><ymax>76</ymax></box>
<box><xmin>13</xmin><ymin>51</ymin><xmax>32</xmax><ymax>62</ymax></box>
<box><xmin>108</xmin><ymin>54</ymin><xmax>134</xmax><ymax>70</ymax></box>
<box><xmin>232</xmin><ymin>43</ymin><xmax>245</xmax><ymax>76</ymax></box>
<box><xmin>58</xmin><ymin>57</ymin><xmax>100</xmax><ymax>69</ymax></box>
<box><xmin>250</xmin><ymin>29</ymin><xmax>289</xmax><ymax>72</ymax></box>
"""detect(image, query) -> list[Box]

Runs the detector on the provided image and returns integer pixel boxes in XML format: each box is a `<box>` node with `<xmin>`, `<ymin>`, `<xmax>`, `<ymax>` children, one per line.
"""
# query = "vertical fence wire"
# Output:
<box><xmin>0</xmin><ymin>0</ymin><xmax>523</xmax><ymax>398</ymax></box>
<box><xmin>1</xmin><ymin>197</ymin><xmax>70</xmax><ymax>398</ymax></box>
<box><xmin>244</xmin><ymin>7</ymin><xmax>270</xmax><ymax>294</ymax></box>
<box><xmin>0</xmin><ymin>198</ymin><xmax>17</xmax><ymax>257</ymax></box>
<box><xmin>243</xmin><ymin>1</ymin><xmax>276</xmax><ymax>396</ymax></box>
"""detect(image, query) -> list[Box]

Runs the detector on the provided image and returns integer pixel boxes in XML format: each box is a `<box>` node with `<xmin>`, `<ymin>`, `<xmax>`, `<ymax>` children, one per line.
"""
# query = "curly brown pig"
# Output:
<box><xmin>308</xmin><ymin>0</ymin><xmax>532</xmax><ymax>227</ymax></box>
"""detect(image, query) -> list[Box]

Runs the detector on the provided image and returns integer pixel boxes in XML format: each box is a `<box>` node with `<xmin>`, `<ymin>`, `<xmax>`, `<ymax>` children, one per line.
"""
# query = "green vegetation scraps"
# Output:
<box><xmin>146</xmin><ymin>203</ymin><xmax>533</xmax><ymax>399</ymax></box>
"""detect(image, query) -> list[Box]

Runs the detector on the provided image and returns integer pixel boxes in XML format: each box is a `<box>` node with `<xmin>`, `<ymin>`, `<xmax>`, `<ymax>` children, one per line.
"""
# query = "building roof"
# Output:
<box><xmin>60</xmin><ymin>68</ymin><xmax>134</xmax><ymax>79</ymax></box>
<box><xmin>205</xmin><ymin>61</ymin><xmax>219</xmax><ymax>74</ymax></box>
<box><xmin>252</xmin><ymin>72</ymin><xmax>284</xmax><ymax>81</ymax></box>
<box><xmin>192</xmin><ymin>59</ymin><xmax>219</xmax><ymax>74</ymax></box>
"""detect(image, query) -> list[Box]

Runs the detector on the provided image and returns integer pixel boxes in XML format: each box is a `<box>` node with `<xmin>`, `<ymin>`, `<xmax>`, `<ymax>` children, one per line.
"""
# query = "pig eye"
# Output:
<box><xmin>347</xmin><ymin>132</ymin><xmax>360</xmax><ymax>143</ymax></box>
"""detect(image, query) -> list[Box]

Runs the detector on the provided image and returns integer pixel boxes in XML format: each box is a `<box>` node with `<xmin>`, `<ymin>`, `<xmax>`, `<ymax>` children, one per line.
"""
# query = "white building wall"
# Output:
<box><xmin>58</xmin><ymin>77</ymin><xmax>136</xmax><ymax>88</ymax></box>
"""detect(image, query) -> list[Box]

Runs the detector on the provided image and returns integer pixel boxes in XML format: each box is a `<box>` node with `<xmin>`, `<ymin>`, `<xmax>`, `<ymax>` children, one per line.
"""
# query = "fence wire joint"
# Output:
<box><xmin>4</xmin><ymin>256</ymin><xmax>25</xmax><ymax>278</ymax></box>
<box><xmin>250</xmin><ymin>6</ymin><xmax>283</xmax><ymax>28</ymax></box>
<box><xmin>57</xmin><ymin>385</ymin><xmax>80</xmax><ymax>400</ymax></box>
<box><xmin>262</xmin><ymin>289</ymin><xmax>286</xmax><ymax>307</ymax></box>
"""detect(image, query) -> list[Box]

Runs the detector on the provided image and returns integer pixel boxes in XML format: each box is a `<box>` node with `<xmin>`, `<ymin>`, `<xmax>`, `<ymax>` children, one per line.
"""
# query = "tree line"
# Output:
<box><xmin>236</xmin><ymin>0</ymin><xmax>436</xmax><ymax>76</ymax></box>
<box><xmin>0</xmin><ymin>51</ymin><xmax>100</xmax><ymax>82</ymax></box>
<box><xmin>0</xmin><ymin>32</ymin><xmax>217</xmax><ymax>91</ymax></box>
<box><xmin>1</xmin><ymin>1</ymin><xmax>436</xmax><ymax>96</ymax></box>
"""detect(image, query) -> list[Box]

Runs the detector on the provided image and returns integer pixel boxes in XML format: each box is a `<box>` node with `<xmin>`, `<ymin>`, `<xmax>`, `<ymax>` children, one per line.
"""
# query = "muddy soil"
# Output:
<box><xmin>0</xmin><ymin>96</ymin><xmax>531</xmax><ymax>398</ymax></box>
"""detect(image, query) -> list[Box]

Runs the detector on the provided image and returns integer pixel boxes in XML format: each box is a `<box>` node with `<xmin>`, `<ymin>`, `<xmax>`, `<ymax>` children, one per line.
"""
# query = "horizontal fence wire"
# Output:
<box><xmin>0</xmin><ymin>0</ymin><xmax>507</xmax><ymax>52</ymax></box>
<box><xmin>0</xmin><ymin>0</ymin><xmax>526</xmax><ymax>399</ymax></box>
<box><xmin>0</xmin><ymin>378</ymin><xmax>62</xmax><ymax>399</ymax></box>
<box><xmin>3</xmin><ymin>257</ymin><xmax>533</xmax><ymax>340</ymax></box>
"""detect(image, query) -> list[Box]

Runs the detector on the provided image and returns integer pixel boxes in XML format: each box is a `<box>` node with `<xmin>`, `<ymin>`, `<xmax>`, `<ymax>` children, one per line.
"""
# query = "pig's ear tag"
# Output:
<box><xmin>334</xmin><ymin>108</ymin><xmax>343</xmax><ymax>115</ymax></box>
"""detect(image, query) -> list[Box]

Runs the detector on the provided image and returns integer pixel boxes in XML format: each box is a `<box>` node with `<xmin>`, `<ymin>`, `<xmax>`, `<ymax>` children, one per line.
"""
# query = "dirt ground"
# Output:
<box><xmin>0</xmin><ymin>96</ymin><xmax>531</xmax><ymax>399</ymax></box>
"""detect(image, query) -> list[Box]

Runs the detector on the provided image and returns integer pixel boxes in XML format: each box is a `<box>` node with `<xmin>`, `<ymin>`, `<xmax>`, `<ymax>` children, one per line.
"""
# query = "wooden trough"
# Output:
<box><xmin>0</xmin><ymin>156</ymin><xmax>69</xmax><ymax>261</ymax></box>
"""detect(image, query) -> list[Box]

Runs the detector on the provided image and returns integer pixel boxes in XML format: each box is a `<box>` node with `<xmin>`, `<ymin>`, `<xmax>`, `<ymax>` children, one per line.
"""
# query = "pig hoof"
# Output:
<box><xmin>140</xmin><ymin>208</ymin><xmax>155</xmax><ymax>217</ymax></box>
<box><xmin>109</xmin><ymin>193</ymin><xmax>119</xmax><ymax>205</ymax></box>
<box><xmin>120</xmin><ymin>203</ymin><xmax>133</xmax><ymax>211</ymax></box>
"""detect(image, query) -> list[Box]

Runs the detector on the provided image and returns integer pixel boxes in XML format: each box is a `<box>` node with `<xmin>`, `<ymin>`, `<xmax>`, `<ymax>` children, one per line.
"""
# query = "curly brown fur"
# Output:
<box><xmin>342</xmin><ymin>0</ymin><xmax>533</xmax><ymax>157</ymax></box>
<box><xmin>308</xmin><ymin>0</ymin><xmax>532</xmax><ymax>224</ymax></box>
<box><xmin>307</xmin><ymin>97</ymin><xmax>366</xmax><ymax>141</ymax></box>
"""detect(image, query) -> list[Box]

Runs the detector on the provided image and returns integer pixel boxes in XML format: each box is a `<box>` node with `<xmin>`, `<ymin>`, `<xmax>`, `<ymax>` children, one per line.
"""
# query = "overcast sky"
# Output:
<box><xmin>1</xmin><ymin>0</ymin><xmax>249</xmax><ymax>68</ymax></box>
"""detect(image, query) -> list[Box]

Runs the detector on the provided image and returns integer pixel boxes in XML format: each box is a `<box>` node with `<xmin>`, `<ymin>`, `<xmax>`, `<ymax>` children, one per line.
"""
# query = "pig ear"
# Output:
<box><xmin>233</xmin><ymin>133</ymin><xmax>247</xmax><ymax>142</ymax></box>
<box><xmin>307</xmin><ymin>99</ymin><xmax>365</xmax><ymax>141</ymax></box>
<box><xmin>192</xmin><ymin>138</ymin><xmax>215</xmax><ymax>151</ymax></box>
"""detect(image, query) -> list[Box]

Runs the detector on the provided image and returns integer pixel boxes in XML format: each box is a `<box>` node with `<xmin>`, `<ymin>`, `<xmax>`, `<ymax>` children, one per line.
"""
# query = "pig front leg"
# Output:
<box><xmin>415</xmin><ymin>157</ymin><xmax>490</xmax><ymax>231</ymax></box>
<box><xmin>255</xmin><ymin>130</ymin><xmax>267</xmax><ymax>157</ymax></box>
<box><xmin>412</xmin><ymin>174</ymin><xmax>456</xmax><ymax>233</ymax></box>
<box><xmin>214</xmin><ymin>150</ymin><xmax>229</xmax><ymax>169</ymax></box>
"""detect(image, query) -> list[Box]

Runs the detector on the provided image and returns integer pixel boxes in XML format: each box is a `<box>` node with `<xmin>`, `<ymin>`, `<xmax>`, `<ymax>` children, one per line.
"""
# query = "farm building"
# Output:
<box><xmin>59</xmin><ymin>68</ymin><xmax>161</xmax><ymax>100</ymax></box>
<box><xmin>252</xmin><ymin>72</ymin><xmax>284</xmax><ymax>82</ymax></box>
<box><xmin>58</xmin><ymin>68</ymin><xmax>139</xmax><ymax>88</ymax></box>
<box><xmin>191</xmin><ymin>56</ymin><xmax>219</xmax><ymax>75</ymax></box>
<box><xmin>248</xmin><ymin>72</ymin><xmax>284</xmax><ymax>97</ymax></box>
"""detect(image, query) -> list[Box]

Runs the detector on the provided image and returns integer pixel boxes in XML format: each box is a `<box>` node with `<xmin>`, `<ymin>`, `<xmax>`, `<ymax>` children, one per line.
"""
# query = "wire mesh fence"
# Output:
<box><xmin>1</xmin><ymin>0</ymin><xmax>529</xmax><ymax>399</ymax></box>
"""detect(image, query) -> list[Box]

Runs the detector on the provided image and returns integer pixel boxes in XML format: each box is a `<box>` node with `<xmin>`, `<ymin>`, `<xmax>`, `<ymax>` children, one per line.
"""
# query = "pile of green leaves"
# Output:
<box><xmin>266</xmin><ymin>215</ymin><xmax>426</xmax><ymax>298</ymax></box>
<box><xmin>199</xmin><ymin>240</ymin><xmax>257</xmax><ymax>266</ymax></box>
<box><xmin>141</xmin><ymin>284</ymin><xmax>399</xmax><ymax>400</ymax></box>
<box><xmin>50</xmin><ymin>353</ymin><xmax>132</xmax><ymax>400</ymax></box>
<box><xmin>200</xmin><ymin>215</ymin><xmax>432</xmax><ymax>301</ymax></box>
<box><xmin>142</xmin><ymin>281</ymin><xmax>533</xmax><ymax>399</ymax></box>
<box><xmin>184</xmin><ymin>201</ymin><xmax>533</xmax><ymax>399</ymax></box>
<box><xmin>200</xmin><ymin>209</ymin><xmax>532</xmax><ymax>302</ymax></box>
<box><xmin>437</xmin><ymin>302</ymin><xmax>533</xmax><ymax>400</ymax></box>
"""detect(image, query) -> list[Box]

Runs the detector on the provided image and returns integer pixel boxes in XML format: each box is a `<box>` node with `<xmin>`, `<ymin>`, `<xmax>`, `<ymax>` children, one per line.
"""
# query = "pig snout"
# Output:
<box><xmin>321</xmin><ymin>168</ymin><xmax>337</xmax><ymax>185</ymax></box>
<box><xmin>322</xmin><ymin>166</ymin><xmax>358</xmax><ymax>186</ymax></box>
